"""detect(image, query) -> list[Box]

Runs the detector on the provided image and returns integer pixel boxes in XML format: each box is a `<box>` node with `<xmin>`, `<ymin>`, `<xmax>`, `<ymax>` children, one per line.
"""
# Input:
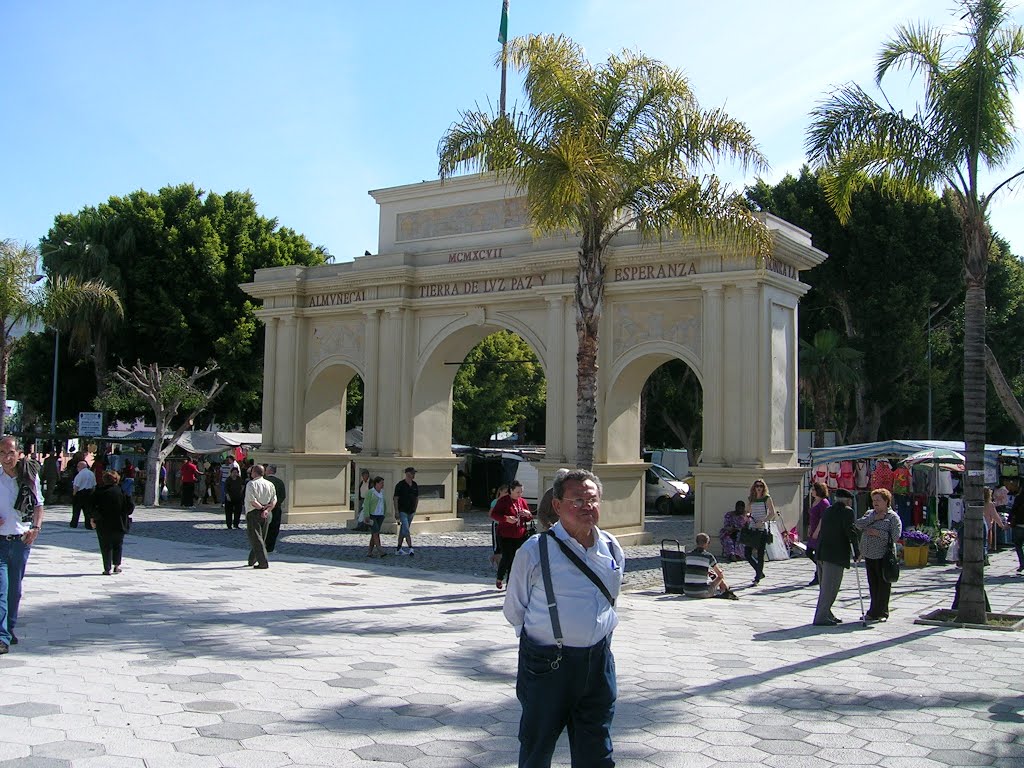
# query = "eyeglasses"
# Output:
<box><xmin>754</xmin><ymin>483</ymin><xmax>765</xmax><ymax>488</ymax></box>
<box><xmin>561</xmin><ymin>497</ymin><xmax>599</xmax><ymax>510</ymax></box>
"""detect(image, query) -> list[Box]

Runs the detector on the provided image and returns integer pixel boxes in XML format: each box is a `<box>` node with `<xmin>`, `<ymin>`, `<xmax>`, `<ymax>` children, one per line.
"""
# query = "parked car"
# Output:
<box><xmin>645</xmin><ymin>462</ymin><xmax>693</xmax><ymax>514</ymax></box>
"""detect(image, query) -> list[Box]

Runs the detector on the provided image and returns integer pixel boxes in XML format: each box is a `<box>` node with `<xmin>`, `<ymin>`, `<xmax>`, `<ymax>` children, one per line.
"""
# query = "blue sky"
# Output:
<box><xmin>3</xmin><ymin>0</ymin><xmax>1024</xmax><ymax>260</ymax></box>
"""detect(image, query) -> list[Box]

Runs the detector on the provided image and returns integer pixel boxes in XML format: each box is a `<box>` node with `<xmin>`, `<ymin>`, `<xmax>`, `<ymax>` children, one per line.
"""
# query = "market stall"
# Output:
<box><xmin>808</xmin><ymin>439</ymin><xmax>1023</xmax><ymax>562</ymax></box>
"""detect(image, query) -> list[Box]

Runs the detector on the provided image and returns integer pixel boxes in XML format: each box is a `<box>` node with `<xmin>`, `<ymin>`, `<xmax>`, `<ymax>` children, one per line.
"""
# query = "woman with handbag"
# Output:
<box><xmin>855</xmin><ymin>488</ymin><xmax>903</xmax><ymax>623</ymax></box>
<box><xmin>744</xmin><ymin>478</ymin><xmax>778</xmax><ymax>584</ymax></box>
<box><xmin>491</xmin><ymin>480</ymin><xmax>533</xmax><ymax>590</ymax></box>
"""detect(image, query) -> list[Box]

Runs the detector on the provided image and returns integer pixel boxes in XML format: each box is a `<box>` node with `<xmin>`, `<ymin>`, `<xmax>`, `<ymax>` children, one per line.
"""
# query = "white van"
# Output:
<box><xmin>645</xmin><ymin>449</ymin><xmax>690</xmax><ymax>480</ymax></box>
<box><xmin>645</xmin><ymin>463</ymin><xmax>691</xmax><ymax>514</ymax></box>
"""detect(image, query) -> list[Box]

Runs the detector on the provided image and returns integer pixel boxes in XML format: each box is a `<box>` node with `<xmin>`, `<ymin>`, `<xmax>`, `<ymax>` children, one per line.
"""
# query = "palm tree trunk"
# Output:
<box><xmin>92</xmin><ymin>332</ymin><xmax>109</xmax><ymax>397</ymax></box>
<box><xmin>576</xmin><ymin>312</ymin><xmax>599</xmax><ymax>469</ymax></box>
<box><xmin>0</xmin><ymin>344</ymin><xmax>10</xmax><ymax>436</ymax></box>
<box><xmin>958</xmin><ymin>264</ymin><xmax>988</xmax><ymax>623</ymax></box>
<box><xmin>574</xmin><ymin>243</ymin><xmax>604</xmax><ymax>469</ymax></box>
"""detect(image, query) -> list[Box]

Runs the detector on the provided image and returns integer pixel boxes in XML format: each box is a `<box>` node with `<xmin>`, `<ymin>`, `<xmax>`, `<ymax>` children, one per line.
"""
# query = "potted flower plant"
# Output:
<box><xmin>902</xmin><ymin>529</ymin><xmax>932</xmax><ymax>568</ymax></box>
<box><xmin>934</xmin><ymin>528</ymin><xmax>956</xmax><ymax>564</ymax></box>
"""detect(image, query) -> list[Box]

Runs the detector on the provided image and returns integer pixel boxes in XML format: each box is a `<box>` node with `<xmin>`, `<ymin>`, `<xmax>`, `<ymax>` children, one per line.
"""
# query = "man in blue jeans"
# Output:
<box><xmin>503</xmin><ymin>469</ymin><xmax>624</xmax><ymax>767</ymax></box>
<box><xmin>0</xmin><ymin>436</ymin><xmax>44</xmax><ymax>654</ymax></box>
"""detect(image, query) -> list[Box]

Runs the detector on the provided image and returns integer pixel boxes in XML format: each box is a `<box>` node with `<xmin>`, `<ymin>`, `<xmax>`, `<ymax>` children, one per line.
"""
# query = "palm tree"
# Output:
<box><xmin>805</xmin><ymin>0</ymin><xmax>1024</xmax><ymax>623</ymax></box>
<box><xmin>799</xmin><ymin>329</ymin><xmax>863</xmax><ymax>447</ymax></box>
<box><xmin>42</xmin><ymin>209</ymin><xmax>132</xmax><ymax>396</ymax></box>
<box><xmin>439</xmin><ymin>34</ymin><xmax>772</xmax><ymax>468</ymax></box>
<box><xmin>0</xmin><ymin>238</ymin><xmax>124</xmax><ymax>435</ymax></box>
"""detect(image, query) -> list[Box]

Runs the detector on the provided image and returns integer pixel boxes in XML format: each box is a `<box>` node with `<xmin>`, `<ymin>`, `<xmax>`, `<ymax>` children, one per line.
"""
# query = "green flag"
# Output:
<box><xmin>498</xmin><ymin>0</ymin><xmax>509</xmax><ymax>45</ymax></box>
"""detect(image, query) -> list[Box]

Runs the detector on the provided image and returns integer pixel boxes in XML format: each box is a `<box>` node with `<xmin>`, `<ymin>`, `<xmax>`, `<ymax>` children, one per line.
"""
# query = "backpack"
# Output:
<box><xmin>15</xmin><ymin>457</ymin><xmax>41</xmax><ymax>523</ymax></box>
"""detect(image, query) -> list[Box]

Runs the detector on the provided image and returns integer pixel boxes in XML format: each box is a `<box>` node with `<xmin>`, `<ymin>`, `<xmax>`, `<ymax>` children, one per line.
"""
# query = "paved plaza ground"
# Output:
<box><xmin>1</xmin><ymin>503</ymin><xmax>1022</xmax><ymax>767</ymax></box>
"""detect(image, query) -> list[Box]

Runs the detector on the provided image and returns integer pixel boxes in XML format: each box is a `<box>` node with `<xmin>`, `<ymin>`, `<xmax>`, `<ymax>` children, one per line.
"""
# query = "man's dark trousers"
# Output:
<box><xmin>516</xmin><ymin>633</ymin><xmax>616</xmax><ymax>768</ymax></box>
<box><xmin>246</xmin><ymin>510</ymin><xmax>270</xmax><ymax>568</ymax></box>
<box><xmin>266</xmin><ymin>505</ymin><xmax>283</xmax><ymax>552</ymax></box>
<box><xmin>71</xmin><ymin>489</ymin><xmax>93</xmax><ymax>528</ymax></box>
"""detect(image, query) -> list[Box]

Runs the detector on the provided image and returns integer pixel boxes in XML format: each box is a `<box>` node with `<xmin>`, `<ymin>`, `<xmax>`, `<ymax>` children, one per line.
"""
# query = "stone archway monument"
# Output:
<box><xmin>242</xmin><ymin>174</ymin><xmax>826</xmax><ymax>546</ymax></box>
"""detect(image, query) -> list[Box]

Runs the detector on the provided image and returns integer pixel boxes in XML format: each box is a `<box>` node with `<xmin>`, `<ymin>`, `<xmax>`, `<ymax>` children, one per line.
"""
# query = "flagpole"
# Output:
<box><xmin>498</xmin><ymin>0</ymin><xmax>509</xmax><ymax>116</ymax></box>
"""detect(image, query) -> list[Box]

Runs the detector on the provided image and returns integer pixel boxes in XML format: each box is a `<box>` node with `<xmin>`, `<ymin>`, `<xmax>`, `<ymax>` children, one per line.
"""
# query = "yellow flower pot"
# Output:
<box><xmin>903</xmin><ymin>544</ymin><xmax>929</xmax><ymax>568</ymax></box>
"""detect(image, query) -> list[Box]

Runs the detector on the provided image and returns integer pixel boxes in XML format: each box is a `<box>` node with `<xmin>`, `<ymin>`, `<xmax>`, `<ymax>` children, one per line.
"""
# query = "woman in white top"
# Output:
<box><xmin>363</xmin><ymin>477</ymin><xmax>388</xmax><ymax>558</ymax></box>
<box><xmin>745</xmin><ymin>478</ymin><xmax>778</xmax><ymax>584</ymax></box>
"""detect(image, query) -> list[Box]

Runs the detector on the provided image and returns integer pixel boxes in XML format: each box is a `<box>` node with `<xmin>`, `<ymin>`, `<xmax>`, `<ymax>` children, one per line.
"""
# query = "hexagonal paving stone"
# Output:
<box><xmin>0</xmin><ymin>758</ymin><xmax>72</xmax><ymax>768</ymax></box>
<box><xmin>197</xmin><ymin>722</ymin><xmax>266</xmax><ymax>740</ymax></box>
<box><xmin>0</xmin><ymin>703</ymin><xmax>61</xmax><ymax>718</ymax></box>
<box><xmin>188</xmin><ymin>673</ymin><xmax>242</xmax><ymax>684</ymax></box>
<box><xmin>30</xmin><ymin>741</ymin><xmax>105</xmax><ymax>760</ymax></box>
<box><xmin>184</xmin><ymin>700</ymin><xmax>238</xmax><ymax>713</ymax></box>
<box><xmin>392</xmin><ymin>704</ymin><xmax>450</xmax><ymax>719</ymax></box>
<box><xmin>325</xmin><ymin>675</ymin><xmax>373</xmax><ymax>689</ymax></box>
<box><xmin>417</xmin><ymin>739</ymin><xmax>485</xmax><ymax>758</ymax></box>
<box><xmin>354</xmin><ymin>744</ymin><xmax>426</xmax><ymax>763</ymax></box>
<box><xmin>927</xmin><ymin>750</ymin><xmax>994</xmax><ymax>766</ymax></box>
<box><xmin>136</xmin><ymin>674</ymin><xmax>192</xmax><ymax>685</ymax></box>
<box><xmin>174</xmin><ymin>737</ymin><xmax>242</xmax><ymax>756</ymax></box>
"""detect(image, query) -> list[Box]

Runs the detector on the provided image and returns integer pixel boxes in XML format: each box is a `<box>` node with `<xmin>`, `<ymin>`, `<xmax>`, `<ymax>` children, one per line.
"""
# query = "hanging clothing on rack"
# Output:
<box><xmin>854</xmin><ymin>460</ymin><xmax>870</xmax><ymax>490</ymax></box>
<box><xmin>838</xmin><ymin>461</ymin><xmax>855</xmax><ymax>491</ymax></box>
<box><xmin>870</xmin><ymin>460</ymin><xmax>895</xmax><ymax>492</ymax></box>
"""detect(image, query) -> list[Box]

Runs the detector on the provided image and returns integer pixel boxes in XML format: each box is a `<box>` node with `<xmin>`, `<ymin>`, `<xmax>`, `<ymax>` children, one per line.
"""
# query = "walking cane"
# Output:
<box><xmin>853</xmin><ymin>548</ymin><xmax>867</xmax><ymax>627</ymax></box>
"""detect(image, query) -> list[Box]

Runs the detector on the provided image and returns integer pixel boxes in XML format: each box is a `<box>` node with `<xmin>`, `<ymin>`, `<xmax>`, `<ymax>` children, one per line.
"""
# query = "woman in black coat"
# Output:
<box><xmin>88</xmin><ymin>470</ymin><xmax>134</xmax><ymax>575</ymax></box>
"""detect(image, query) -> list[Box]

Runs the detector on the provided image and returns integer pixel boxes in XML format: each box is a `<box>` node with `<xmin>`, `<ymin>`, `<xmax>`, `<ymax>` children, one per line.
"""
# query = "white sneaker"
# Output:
<box><xmin>397</xmin><ymin>548</ymin><xmax>407</xmax><ymax>556</ymax></box>
<box><xmin>407</xmin><ymin>548</ymin><xmax>415</xmax><ymax>557</ymax></box>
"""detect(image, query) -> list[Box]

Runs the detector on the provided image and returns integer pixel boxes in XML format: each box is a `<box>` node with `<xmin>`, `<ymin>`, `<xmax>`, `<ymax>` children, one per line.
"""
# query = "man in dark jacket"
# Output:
<box><xmin>265</xmin><ymin>465</ymin><xmax>287</xmax><ymax>553</ymax></box>
<box><xmin>813</xmin><ymin>488</ymin><xmax>860</xmax><ymax>626</ymax></box>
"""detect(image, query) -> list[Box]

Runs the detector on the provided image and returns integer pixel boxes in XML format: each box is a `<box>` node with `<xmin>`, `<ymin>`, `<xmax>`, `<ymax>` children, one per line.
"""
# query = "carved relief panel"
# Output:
<box><xmin>309</xmin><ymin>321</ymin><xmax>365</xmax><ymax>371</ymax></box>
<box><xmin>611</xmin><ymin>298</ymin><xmax>703</xmax><ymax>361</ymax></box>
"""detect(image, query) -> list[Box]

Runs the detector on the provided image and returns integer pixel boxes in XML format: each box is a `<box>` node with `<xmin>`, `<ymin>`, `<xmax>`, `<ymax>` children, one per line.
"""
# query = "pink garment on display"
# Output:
<box><xmin>838</xmin><ymin>461</ymin><xmax>855</xmax><ymax>491</ymax></box>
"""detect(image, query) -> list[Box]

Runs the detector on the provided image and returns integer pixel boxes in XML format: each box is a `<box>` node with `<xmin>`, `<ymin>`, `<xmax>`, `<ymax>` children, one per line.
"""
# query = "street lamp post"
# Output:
<box><xmin>50</xmin><ymin>329</ymin><xmax>59</xmax><ymax>435</ymax></box>
<box><xmin>927</xmin><ymin>302</ymin><xmax>940</xmax><ymax>440</ymax></box>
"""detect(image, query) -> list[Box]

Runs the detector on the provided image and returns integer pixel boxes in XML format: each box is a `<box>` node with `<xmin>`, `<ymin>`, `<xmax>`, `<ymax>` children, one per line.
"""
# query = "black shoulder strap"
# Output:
<box><xmin>543</xmin><ymin>531</ymin><xmax>615</xmax><ymax>606</ymax></box>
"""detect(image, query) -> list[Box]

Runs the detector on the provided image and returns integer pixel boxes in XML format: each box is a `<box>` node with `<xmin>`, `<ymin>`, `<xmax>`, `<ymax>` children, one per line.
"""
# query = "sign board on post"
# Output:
<box><xmin>78</xmin><ymin>412</ymin><xmax>103</xmax><ymax>437</ymax></box>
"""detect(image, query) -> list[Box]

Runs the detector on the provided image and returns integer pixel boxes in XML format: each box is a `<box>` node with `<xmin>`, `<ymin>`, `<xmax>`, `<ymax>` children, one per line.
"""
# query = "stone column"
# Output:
<box><xmin>377</xmin><ymin>308</ymin><xmax>402</xmax><ymax>456</ymax></box>
<box><xmin>362</xmin><ymin>309</ymin><xmax>380</xmax><ymax>455</ymax></box>
<box><xmin>740</xmin><ymin>284</ymin><xmax>760</xmax><ymax>464</ymax></box>
<box><xmin>261</xmin><ymin>316</ymin><xmax>278</xmax><ymax>452</ymax></box>
<box><xmin>291</xmin><ymin>316</ymin><xmax>308</xmax><ymax>453</ymax></box>
<box><xmin>275</xmin><ymin>316</ymin><xmax>297</xmax><ymax>452</ymax></box>
<box><xmin>701</xmin><ymin>285</ymin><xmax>724</xmax><ymax>465</ymax></box>
<box><xmin>544</xmin><ymin>296</ymin><xmax>567</xmax><ymax>463</ymax></box>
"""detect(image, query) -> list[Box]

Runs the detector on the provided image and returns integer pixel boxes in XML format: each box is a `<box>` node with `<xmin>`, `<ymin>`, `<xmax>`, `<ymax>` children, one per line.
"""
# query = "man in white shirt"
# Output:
<box><xmin>243</xmin><ymin>464</ymin><xmax>277</xmax><ymax>569</ymax></box>
<box><xmin>0</xmin><ymin>436</ymin><xmax>44</xmax><ymax>654</ymax></box>
<box><xmin>503</xmin><ymin>469</ymin><xmax>624</xmax><ymax>768</ymax></box>
<box><xmin>70</xmin><ymin>460</ymin><xmax>97</xmax><ymax>528</ymax></box>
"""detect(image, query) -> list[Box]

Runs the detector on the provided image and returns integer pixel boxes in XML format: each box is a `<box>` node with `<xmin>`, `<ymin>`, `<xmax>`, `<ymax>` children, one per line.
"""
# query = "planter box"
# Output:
<box><xmin>903</xmin><ymin>544</ymin><xmax>929</xmax><ymax>567</ymax></box>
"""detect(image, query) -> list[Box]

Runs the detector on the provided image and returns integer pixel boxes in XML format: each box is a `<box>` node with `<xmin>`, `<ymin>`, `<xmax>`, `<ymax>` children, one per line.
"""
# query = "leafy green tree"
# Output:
<box><xmin>747</xmin><ymin>168</ymin><xmax>964</xmax><ymax>442</ymax></box>
<box><xmin>805</xmin><ymin>0</ymin><xmax>1024</xmax><ymax>622</ymax></box>
<box><xmin>0</xmin><ymin>239</ymin><xmax>123</xmax><ymax>435</ymax></box>
<box><xmin>452</xmin><ymin>331</ymin><xmax>545</xmax><ymax>446</ymax></box>
<box><xmin>640</xmin><ymin>361</ymin><xmax>702</xmax><ymax>462</ymax></box>
<box><xmin>799</xmin><ymin>329</ymin><xmax>863</xmax><ymax>447</ymax></box>
<box><xmin>96</xmin><ymin>362</ymin><xmax>226</xmax><ymax>506</ymax></box>
<box><xmin>41</xmin><ymin>185</ymin><xmax>325</xmax><ymax>427</ymax></box>
<box><xmin>439</xmin><ymin>34</ymin><xmax>770</xmax><ymax>468</ymax></box>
